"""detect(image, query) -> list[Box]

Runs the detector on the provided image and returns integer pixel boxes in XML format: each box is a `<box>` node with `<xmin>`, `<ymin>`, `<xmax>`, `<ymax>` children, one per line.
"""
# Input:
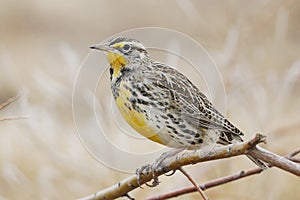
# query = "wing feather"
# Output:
<box><xmin>144</xmin><ymin>62</ymin><xmax>243</xmax><ymax>143</ymax></box>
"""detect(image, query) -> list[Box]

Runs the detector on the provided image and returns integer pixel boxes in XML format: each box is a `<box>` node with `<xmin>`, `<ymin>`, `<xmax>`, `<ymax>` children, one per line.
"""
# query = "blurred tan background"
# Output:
<box><xmin>1</xmin><ymin>0</ymin><xmax>300</xmax><ymax>199</ymax></box>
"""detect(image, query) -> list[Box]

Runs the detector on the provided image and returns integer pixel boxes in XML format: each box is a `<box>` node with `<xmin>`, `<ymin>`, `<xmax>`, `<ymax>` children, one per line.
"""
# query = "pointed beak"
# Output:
<box><xmin>90</xmin><ymin>43</ymin><xmax>113</xmax><ymax>52</ymax></box>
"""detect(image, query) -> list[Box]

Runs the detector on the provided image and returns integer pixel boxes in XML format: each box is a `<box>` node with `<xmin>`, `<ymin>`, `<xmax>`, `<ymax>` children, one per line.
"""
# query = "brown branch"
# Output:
<box><xmin>287</xmin><ymin>147</ymin><xmax>300</xmax><ymax>158</ymax></box>
<box><xmin>0</xmin><ymin>116</ymin><xmax>29</xmax><ymax>121</ymax></box>
<box><xmin>146</xmin><ymin>148</ymin><xmax>300</xmax><ymax>200</ymax></box>
<box><xmin>247</xmin><ymin>146</ymin><xmax>300</xmax><ymax>176</ymax></box>
<box><xmin>78</xmin><ymin>134</ymin><xmax>300</xmax><ymax>200</ymax></box>
<box><xmin>146</xmin><ymin>168</ymin><xmax>263</xmax><ymax>200</ymax></box>
<box><xmin>0</xmin><ymin>95</ymin><xmax>21</xmax><ymax>110</ymax></box>
<box><xmin>289</xmin><ymin>158</ymin><xmax>300</xmax><ymax>163</ymax></box>
<box><xmin>78</xmin><ymin>134</ymin><xmax>265</xmax><ymax>200</ymax></box>
<box><xmin>0</xmin><ymin>95</ymin><xmax>28</xmax><ymax>122</ymax></box>
<box><xmin>178</xmin><ymin>167</ymin><xmax>208</xmax><ymax>200</ymax></box>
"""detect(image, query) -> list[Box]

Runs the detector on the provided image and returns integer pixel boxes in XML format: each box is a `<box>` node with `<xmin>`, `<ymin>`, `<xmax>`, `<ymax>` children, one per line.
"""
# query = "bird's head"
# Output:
<box><xmin>90</xmin><ymin>36</ymin><xmax>149</xmax><ymax>81</ymax></box>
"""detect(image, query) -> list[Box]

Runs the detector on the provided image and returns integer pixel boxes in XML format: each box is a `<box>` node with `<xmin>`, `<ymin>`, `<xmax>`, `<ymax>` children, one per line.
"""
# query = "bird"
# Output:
<box><xmin>90</xmin><ymin>36</ymin><xmax>267</xmax><ymax>173</ymax></box>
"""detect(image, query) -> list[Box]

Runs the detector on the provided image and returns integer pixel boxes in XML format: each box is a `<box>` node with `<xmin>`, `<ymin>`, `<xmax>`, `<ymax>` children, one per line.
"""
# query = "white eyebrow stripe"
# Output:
<box><xmin>121</xmin><ymin>42</ymin><xmax>146</xmax><ymax>51</ymax></box>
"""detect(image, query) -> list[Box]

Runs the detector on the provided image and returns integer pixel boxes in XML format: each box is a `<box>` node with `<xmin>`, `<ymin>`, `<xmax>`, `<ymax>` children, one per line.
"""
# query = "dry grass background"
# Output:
<box><xmin>0</xmin><ymin>0</ymin><xmax>300</xmax><ymax>199</ymax></box>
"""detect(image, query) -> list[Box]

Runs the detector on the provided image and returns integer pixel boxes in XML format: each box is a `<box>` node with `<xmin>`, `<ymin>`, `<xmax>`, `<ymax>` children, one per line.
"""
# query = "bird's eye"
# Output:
<box><xmin>123</xmin><ymin>44</ymin><xmax>131</xmax><ymax>51</ymax></box>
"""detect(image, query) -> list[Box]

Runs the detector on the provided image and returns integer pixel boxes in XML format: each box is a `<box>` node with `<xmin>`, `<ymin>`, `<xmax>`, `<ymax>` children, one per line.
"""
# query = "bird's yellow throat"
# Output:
<box><xmin>107</xmin><ymin>52</ymin><xmax>127</xmax><ymax>79</ymax></box>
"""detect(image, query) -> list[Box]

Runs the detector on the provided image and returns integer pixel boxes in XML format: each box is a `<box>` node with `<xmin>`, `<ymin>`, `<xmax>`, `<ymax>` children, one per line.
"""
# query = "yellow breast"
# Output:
<box><xmin>115</xmin><ymin>82</ymin><xmax>163</xmax><ymax>145</ymax></box>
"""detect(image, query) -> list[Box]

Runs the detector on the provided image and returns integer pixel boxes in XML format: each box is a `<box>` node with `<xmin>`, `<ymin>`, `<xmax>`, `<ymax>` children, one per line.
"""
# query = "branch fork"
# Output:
<box><xmin>79</xmin><ymin>134</ymin><xmax>276</xmax><ymax>200</ymax></box>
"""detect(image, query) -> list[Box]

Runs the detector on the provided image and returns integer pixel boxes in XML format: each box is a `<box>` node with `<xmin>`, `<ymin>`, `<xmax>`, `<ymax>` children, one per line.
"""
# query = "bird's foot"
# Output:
<box><xmin>136</xmin><ymin>148</ymin><xmax>185</xmax><ymax>187</ymax></box>
<box><xmin>136</xmin><ymin>164</ymin><xmax>160</xmax><ymax>187</ymax></box>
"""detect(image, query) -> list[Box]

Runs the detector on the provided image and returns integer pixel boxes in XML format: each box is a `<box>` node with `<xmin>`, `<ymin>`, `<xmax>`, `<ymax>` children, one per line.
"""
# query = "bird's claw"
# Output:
<box><xmin>145</xmin><ymin>175</ymin><xmax>160</xmax><ymax>187</ymax></box>
<box><xmin>135</xmin><ymin>163</ymin><xmax>161</xmax><ymax>188</ymax></box>
<box><xmin>164</xmin><ymin>170</ymin><xmax>176</xmax><ymax>176</ymax></box>
<box><xmin>136</xmin><ymin>149</ymin><xmax>184</xmax><ymax>188</ymax></box>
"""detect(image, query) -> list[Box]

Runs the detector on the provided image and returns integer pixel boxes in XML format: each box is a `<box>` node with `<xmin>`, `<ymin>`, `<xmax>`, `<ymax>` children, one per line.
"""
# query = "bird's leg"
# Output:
<box><xmin>136</xmin><ymin>148</ymin><xmax>185</xmax><ymax>187</ymax></box>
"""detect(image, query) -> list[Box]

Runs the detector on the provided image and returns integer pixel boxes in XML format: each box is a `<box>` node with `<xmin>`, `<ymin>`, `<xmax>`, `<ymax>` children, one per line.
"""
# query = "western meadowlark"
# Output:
<box><xmin>90</xmin><ymin>36</ymin><xmax>266</xmax><ymax>172</ymax></box>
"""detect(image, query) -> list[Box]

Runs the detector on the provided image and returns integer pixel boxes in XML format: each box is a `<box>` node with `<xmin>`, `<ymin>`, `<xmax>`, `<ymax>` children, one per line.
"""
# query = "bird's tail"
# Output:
<box><xmin>246</xmin><ymin>154</ymin><xmax>268</xmax><ymax>170</ymax></box>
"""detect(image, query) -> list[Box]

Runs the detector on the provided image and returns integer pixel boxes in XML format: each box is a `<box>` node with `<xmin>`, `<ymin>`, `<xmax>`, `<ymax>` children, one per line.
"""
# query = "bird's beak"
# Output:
<box><xmin>90</xmin><ymin>43</ymin><xmax>113</xmax><ymax>52</ymax></box>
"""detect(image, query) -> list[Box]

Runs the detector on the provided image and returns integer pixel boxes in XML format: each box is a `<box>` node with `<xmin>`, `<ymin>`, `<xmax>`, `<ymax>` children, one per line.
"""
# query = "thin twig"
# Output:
<box><xmin>287</xmin><ymin>147</ymin><xmax>300</xmax><ymax>158</ymax></box>
<box><xmin>145</xmin><ymin>168</ymin><xmax>263</xmax><ymax>200</ymax></box>
<box><xmin>0</xmin><ymin>95</ymin><xmax>27</xmax><ymax>122</ymax></box>
<box><xmin>146</xmin><ymin>148</ymin><xmax>300</xmax><ymax>200</ymax></box>
<box><xmin>0</xmin><ymin>95</ymin><xmax>21</xmax><ymax>110</ymax></box>
<box><xmin>178</xmin><ymin>167</ymin><xmax>208</xmax><ymax>200</ymax></box>
<box><xmin>289</xmin><ymin>158</ymin><xmax>300</xmax><ymax>163</ymax></box>
<box><xmin>0</xmin><ymin>115</ymin><xmax>29</xmax><ymax>121</ymax></box>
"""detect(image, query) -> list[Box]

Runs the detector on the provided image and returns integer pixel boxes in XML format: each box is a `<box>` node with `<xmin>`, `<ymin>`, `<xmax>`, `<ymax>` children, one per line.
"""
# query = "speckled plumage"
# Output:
<box><xmin>113</xmin><ymin>58</ymin><xmax>245</xmax><ymax>148</ymax></box>
<box><xmin>91</xmin><ymin>36</ymin><xmax>266</xmax><ymax>168</ymax></box>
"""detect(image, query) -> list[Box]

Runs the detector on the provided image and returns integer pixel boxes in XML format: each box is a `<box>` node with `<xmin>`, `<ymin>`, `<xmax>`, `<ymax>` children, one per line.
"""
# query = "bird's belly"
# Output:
<box><xmin>113</xmin><ymin>82</ymin><xmax>219</xmax><ymax>149</ymax></box>
<box><xmin>114</xmin><ymin>85</ymin><xmax>164</xmax><ymax>145</ymax></box>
